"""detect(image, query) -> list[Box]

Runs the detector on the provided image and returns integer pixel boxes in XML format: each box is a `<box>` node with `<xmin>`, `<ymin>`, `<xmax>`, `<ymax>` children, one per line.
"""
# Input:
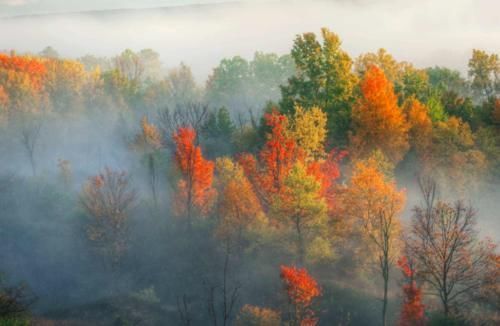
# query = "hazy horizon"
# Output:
<box><xmin>0</xmin><ymin>0</ymin><xmax>499</xmax><ymax>82</ymax></box>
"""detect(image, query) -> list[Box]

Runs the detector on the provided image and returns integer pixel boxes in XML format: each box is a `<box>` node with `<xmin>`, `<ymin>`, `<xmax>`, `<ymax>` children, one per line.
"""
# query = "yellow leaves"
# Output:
<box><xmin>290</xmin><ymin>106</ymin><xmax>327</xmax><ymax>160</ymax></box>
<box><xmin>132</xmin><ymin>116</ymin><xmax>162</xmax><ymax>153</ymax></box>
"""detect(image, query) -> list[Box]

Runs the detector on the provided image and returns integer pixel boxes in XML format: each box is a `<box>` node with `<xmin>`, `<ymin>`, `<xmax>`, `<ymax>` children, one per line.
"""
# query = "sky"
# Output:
<box><xmin>0</xmin><ymin>0</ymin><xmax>498</xmax><ymax>81</ymax></box>
<box><xmin>0</xmin><ymin>0</ymin><xmax>237</xmax><ymax>16</ymax></box>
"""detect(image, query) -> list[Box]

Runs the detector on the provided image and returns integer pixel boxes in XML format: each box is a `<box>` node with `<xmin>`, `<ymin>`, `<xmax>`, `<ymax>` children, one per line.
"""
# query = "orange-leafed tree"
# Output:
<box><xmin>214</xmin><ymin>157</ymin><xmax>265</xmax><ymax>250</ymax></box>
<box><xmin>341</xmin><ymin>153</ymin><xmax>405</xmax><ymax>326</ymax></box>
<box><xmin>397</xmin><ymin>256</ymin><xmax>425</xmax><ymax>326</ymax></box>
<box><xmin>172</xmin><ymin>127</ymin><xmax>215</xmax><ymax>228</ymax></box>
<box><xmin>404</xmin><ymin>98</ymin><xmax>433</xmax><ymax>163</ymax></box>
<box><xmin>280</xmin><ymin>265</ymin><xmax>321</xmax><ymax>326</ymax></box>
<box><xmin>350</xmin><ymin>65</ymin><xmax>409</xmax><ymax>164</ymax></box>
<box><xmin>0</xmin><ymin>53</ymin><xmax>48</xmax><ymax>118</ymax></box>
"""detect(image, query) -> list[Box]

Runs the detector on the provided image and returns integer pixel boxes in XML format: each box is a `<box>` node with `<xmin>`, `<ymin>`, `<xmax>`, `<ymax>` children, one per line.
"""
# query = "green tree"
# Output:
<box><xmin>270</xmin><ymin>162</ymin><xmax>329</xmax><ymax>264</ymax></box>
<box><xmin>280</xmin><ymin>28</ymin><xmax>357</xmax><ymax>145</ymax></box>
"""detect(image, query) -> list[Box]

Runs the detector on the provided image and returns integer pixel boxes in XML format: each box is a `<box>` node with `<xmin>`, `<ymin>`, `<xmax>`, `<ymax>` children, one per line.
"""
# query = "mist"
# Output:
<box><xmin>1</xmin><ymin>0</ymin><xmax>499</xmax><ymax>81</ymax></box>
<box><xmin>0</xmin><ymin>1</ymin><xmax>499</xmax><ymax>325</ymax></box>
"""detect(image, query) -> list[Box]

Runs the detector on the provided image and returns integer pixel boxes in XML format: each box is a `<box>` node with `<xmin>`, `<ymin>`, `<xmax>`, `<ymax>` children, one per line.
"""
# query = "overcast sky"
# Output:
<box><xmin>0</xmin><ymin>0</ymin><xmax>498</xmax><ymax>81</ymax></box>
<box><xmin>1</xmin><ymin>0</ymin><xmax>236</xmax><ymax>16</ymax></box>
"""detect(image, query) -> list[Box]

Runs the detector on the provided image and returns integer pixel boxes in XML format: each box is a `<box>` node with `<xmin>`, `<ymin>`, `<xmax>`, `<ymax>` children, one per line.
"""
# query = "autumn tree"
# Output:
<box><xmin>429</xmin><ymin>117</ymin><xmax>487</xmax><ymax>196</ymax></box>
<box><xmin>350</xmin><ymin>65</ymin><xmax>409</xmax><ymax>164</ymax></box>
<box><xmin>468</xmin><ymin>49</ymin><xmax>499</xmax><ymax>99</ymax></box>
<box><xmin>271</xmin><ymin>163</ymin><xmax>329</xmax><ymax>264</ymax></box>
<box><xmin>172</xmin><ymin>127</ymin><xmax>215</xmax><ymax>228</ymax></box>
<box><xmin>132</xmin><ymin>116</ymin><xmax>163</xmax><ymax>207</ymax></box>
<box><xmin>280</xmin><ymin>28</ymin><xmax>357</xmax><ymax>144</ymax></box>
<box><xmin>406</xmin><ymin>178</ymin><xmax>498</xmax><ymax>317</ymax></box>
<box><xmin>80</xmin><ymin>168</ymin><xmax>137</xmax><ymax>267</ymax></box>
<box><xmin>289</xmin><ymin>106</ymin><xmax>327</xmax><ymax>160</ymax></box>
<box><xmin>342</xmin><ymin>153</ymin><xmax>405</xmax><ymax>326</ymax></box>
<box><xmin>240</xmin><ymin>110</ymin><xmax>300</xmax><ymax>207</ymax></box>
<box><xmin>355</xmin><ymin>49</ymin><xmax>431</xmax><ymax>104</ymax></box>
<box><xmin>214</xmin><ymin>157</ymin><xmax>264</xmax><ymax>251</ymax></box>
<box><xmin>280</xmin><ymin>265</ymin><xmax>321</xmax><ymax>325</ymax></box>
<box><xmin>0</xmin><ymin>53</ymin><xmax>48</xmax><ymax>119</ymax></box>
<box><xmin>404</xmin><ymin>98</ymin><xmax>433</xmax><ymax>163</ymax></box>
<box><xmin>397</xmin><ymin>256</ymin><xmax>425</xmax><ymax>326</ymax></box>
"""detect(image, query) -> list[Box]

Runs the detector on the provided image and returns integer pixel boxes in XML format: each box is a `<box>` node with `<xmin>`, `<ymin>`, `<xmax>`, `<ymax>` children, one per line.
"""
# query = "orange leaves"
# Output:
<box><xmin>214</xmin><ymin>157</ymin><xmax>263</xmax><ymax>242</ymax></box>
<box><xmin>172</xmin><ymin>127</ymin><xmax>215</xmax><ymax>219</ymax></box>
<box><xmin>350</xmin><ymin>65</ymin><xmax>409</xmax><ymax>164</ymax></box>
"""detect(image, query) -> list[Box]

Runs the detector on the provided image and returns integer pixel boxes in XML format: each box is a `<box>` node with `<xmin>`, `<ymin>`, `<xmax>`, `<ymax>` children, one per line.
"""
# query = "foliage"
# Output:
<box><xmin>281</xmin><ymin>28</ymin><xmax>357</xmax><ymax>144</ymax></box>
<box><xmin>172</xmin><ymin>127</ymin><xmax>216</xmax><ymax>223</ymax></box>
<box><xmin>280</xmin><ymin>265</ymin><xmax>321</xmax><ymax>325</ymax></box>
<box><xmin>350</xmin><ymin>65</ymin><xmax>409</xmax><ymax>164</ymax></box>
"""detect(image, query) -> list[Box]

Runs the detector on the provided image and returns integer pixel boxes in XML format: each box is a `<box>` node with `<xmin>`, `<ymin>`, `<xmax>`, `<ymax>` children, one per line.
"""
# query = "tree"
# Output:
<box><xmin>271</xmin><ymin>163</ymin><xmax>328</xmax><ymax>264</ymax></box>
<box><xmin>468</xmin><ymin>49</ymin><xmax>499</xmax><ymax>99</ymax></box>
<box><xmin>397</xmin><ymin>256</ymin><xmax>425</xmax><ymax>326</ymax></box>
<box><xmin>404</xmin><ymin>98</ymin><xmax>433</xmax><ymax>163</ymax></box>
<box><xmin>214</xmin><ymin>157</ymin><xmax>264</xmax><ymax>250</ymax></box>
<box><xmin>289</xmin><ymin>106</ymin><xmax>327</xmax><ymax>160</ymax></box>
<box><xmin>429</xmin><ymin>117</ymin><xmax>487</xmax><ymax>196</ymax></box>
<box><xmin>0</xmin><ymin>273</ymin><xmax>36</xmax><ymax>322</ymax></box>
<box><xmin>280</xmin><ymin>28</ymin><xmax>357</xmax><ymax>145</ymax></box>
<box><xmin>239</xmin><ymin>110</ymin><xmax>300</xmax><ymax>207</ymax></box>
<box><xmin>132</xmin><ymin>116</ymin><xmax>163</xmax><ymax>208</ymax></box>
<box><xmin>20</xmin><ymin>117</ymin><xmax>42</xmax><ymax>177</ymax></box>
<box><xmin>172</xmin><ymin>127</ymin><xmax>215</xmax><ymax>228</ymax></box>
<box><xmin>406</xmin><ymin>178</ymin><xmax>498</xmax><ymax>317</ymax></box>
<box><xmin>350</xmin><ymin>65</ymin><xmax>409</xmax><ymax>164</ymax></box>
<box><xmin>80</xmin><ymin>168</ymin><xmax>137</xmax><ymax>267</ymax></box>
<box><xmin>280</xmin><ymin>265</ymin><xmax>321</xmax><ymax>325</ymax></box>
<box><xmin>342</xmin><ymin>154</ymin><xmax>405</xmax><ymax>326</ymax></box>
<box><xmin>355</xmin><ymin>48</ymin><xmax>430</xmax><ymax>103</ymax></box>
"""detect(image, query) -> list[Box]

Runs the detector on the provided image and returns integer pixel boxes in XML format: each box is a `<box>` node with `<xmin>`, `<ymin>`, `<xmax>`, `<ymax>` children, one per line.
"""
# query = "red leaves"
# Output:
<box><xmin>172</xmin><ymin>127</ymin><xmax>215</xmax><ymax>218</ymax></box>
<box><xmin>280</xmin><ymin>265</ymin><xmax>321</xmax><ymax>325</ymax></box>
<box><xmin>397</xmin><ymin>256</ymin><xmax>425</xmax><ymax>326</ymax></box>
<box><xmin>280</xmin><ymin>265</ymin><xmax>321</xmax><ymax>306</ymax></box>
<box><xmin>259</xmin><ymin>110</ymin><xmax>301</xmax><ymax>196</ymax></box>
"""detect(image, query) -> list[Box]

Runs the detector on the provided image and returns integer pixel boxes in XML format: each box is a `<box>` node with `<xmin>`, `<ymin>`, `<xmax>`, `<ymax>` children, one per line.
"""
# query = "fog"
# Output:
<box><xmin>1</xmin><ymin>0</ymin><xmax>499</xmax><ymax>81</ymax></box>
<box><xmin>0</xmin><ymin>1</ymin><xmax>499</xmax><ymax>325</ymax></box>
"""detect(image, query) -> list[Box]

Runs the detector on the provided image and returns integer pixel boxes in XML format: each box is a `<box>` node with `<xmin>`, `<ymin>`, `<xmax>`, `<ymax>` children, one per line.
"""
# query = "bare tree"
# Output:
<box><xmin>20</xmin><ymin>119</ymin><xmax>42</xmax><ymax>177</ymax></box>
<box><xmin>80</xmin><ymin>167</ymin><xmax>137</xmax><ymax>268</ymax></box>
<box><xmin>157</xmin><ymin>102</ymin><xmax>209</xmax><ymax>146</ymax></box>
<box><xmin>204</xmin><ymin>243</ymin><xmax>241</xmax><ymax>326</ymax></box>
<box><xmin>407</xmin><ymin>177</ymin><xmax>498</xmax><ymax>317</ymax></box>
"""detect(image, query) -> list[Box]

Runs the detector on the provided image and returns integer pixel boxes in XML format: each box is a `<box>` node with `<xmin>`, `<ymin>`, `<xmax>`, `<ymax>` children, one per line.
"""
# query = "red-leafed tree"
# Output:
<box><xmin>280</xmin><ymin>265</ymin><xmax>321</xmax><ymax>326</ymax></box>
<box><xmin>306</xmin><ymin>149</ymin><xmax>347</xmax><ymax>213</ymax></box>
<box><xmin>172</xmin><ymin>127</ymin><xmax>215</xmax><ymax>228</ymax></box>
<box><xmin>259</xmin><ymin>110</ymin><xmax>301</xmax><ymax>197</ymax></box>
<box><xmin>397</xmin><ymin>256</ymin><xmax>425</xmax><ymax>326</ymax></box>
<box><xmin>238</xmin><ymin>110</ymin><xmax>301</xmax><ymax>208</ymax></box>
